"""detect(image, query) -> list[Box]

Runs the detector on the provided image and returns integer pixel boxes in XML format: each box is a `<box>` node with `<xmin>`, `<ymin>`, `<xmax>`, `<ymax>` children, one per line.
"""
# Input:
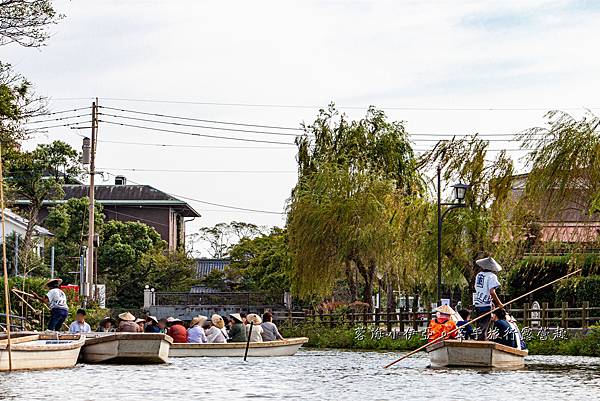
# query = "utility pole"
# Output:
<box><xmin>85</xmin><ymin>99</ymin><xmax>98</xmax><ymax>301</ymax></box>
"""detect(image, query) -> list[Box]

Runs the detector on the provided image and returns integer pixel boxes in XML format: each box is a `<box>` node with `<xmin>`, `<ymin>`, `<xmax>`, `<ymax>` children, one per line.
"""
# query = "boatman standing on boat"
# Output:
<box><xmin>473</xmin><ymin>257</ymin><xmax>504</xmax><ymax>340</ymax></box>
<box><xmin>33</xmin><ymin>278</ymin><xmax>69</xmax><ymax>331</ymax></box>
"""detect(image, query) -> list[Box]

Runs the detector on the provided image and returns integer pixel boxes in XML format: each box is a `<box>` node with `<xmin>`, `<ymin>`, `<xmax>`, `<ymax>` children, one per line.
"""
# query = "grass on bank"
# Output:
<box><xmin>281</xmin><ymin>323</ymin><xmax>600</xmax><ymax>357</ymax></box>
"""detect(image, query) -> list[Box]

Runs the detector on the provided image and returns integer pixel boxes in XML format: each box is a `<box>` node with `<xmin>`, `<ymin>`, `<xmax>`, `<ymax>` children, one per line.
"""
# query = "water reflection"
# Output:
<box><xmin>0</xmin><ymin>350</ymin><xmax>598</xmax><ymax>400</ymax></box>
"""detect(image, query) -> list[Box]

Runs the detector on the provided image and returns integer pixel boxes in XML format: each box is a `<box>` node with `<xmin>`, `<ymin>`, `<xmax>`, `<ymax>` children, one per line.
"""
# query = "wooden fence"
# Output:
<box><xmin>273</xmin><ymin>302</ymin><xmax>600</xmax><ymax>331</ymax></box>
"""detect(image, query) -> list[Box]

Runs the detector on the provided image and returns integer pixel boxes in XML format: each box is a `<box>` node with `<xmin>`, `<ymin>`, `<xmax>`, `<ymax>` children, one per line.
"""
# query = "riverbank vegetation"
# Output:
<box><xmin>281</xmin><ymin>324</ymin><xmax>600</xmax><ymax>357</ymax></box>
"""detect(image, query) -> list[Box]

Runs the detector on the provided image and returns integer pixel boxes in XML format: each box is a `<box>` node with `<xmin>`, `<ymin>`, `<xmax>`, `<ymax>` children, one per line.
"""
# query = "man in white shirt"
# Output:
<box><xmin>473</xmin><ymin>257</ymin><xmax>504</xmax><ymax>340</ymax></box>
<box><xmin>33</xmin><ymin>278</ymin><xmax>69</xmax><ymax>331</ymax></box>
<box><xmin>69</xmin><ymin>308</ymin><xmax>91</xmax><ymax>334</ymax></box>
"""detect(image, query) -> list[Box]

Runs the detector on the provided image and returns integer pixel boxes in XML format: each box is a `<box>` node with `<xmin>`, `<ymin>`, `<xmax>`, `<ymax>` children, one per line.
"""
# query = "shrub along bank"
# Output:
<box><xmin>281</xmin><ymin>323</ymin><xmax>600</xmax><ymax>357</ymax></box>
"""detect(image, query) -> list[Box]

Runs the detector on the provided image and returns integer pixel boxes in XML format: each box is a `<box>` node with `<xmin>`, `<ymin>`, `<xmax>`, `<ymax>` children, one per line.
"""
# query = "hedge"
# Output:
<box><xmin>505</xmin><ymin>255</ymin><xmax>600</xmax><ymax>305</ymax></box>
<box><xmin>555</xmin><ymin>276</ymin><xmax>600</xmax><ymax>306</ymax></box>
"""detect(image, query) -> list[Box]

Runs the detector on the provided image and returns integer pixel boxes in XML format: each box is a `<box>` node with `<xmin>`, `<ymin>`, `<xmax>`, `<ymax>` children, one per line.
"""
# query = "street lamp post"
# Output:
<box><xmin>436</xmin><ymin>166</ymin><xmax>469</xmax><ymax>305</ymax></box>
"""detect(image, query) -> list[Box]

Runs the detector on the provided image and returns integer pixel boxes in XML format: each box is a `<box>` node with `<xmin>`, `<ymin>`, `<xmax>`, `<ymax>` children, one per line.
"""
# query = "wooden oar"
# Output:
<box><xmin>383</xmin><ymin>268</ymin><xmax>582</xmax><ymax>369</ymax></box>
<box><xmin>244</xmin><ymin>323</ymin><xmax>253</xmax><ymax>361</ymax></box>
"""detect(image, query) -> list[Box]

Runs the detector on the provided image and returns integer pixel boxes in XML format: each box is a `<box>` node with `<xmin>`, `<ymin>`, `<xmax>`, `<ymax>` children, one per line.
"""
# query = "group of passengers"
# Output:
<box><xmin>67</xmin><ymin>307</ymin><xmax>284</xmax><ymax>345</ymax></box>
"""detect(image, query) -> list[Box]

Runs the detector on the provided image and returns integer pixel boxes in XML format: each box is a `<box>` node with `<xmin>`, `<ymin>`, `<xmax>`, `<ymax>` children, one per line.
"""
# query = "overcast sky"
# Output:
<box><xmin>4</xmin><ymin>0</ymin><xmax>600</xmax><ymax>255</ymax></box>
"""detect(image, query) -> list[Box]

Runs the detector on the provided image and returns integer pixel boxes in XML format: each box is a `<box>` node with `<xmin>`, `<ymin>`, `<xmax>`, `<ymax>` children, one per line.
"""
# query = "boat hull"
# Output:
<box><xmin>426</xmin><ymin>339</ymin><xmax>527</xmax><ymax>368</ymax></box>
<box><xmin>81</xmin><ymin>333</ymin><xmax>172</xmax><ymax>364</ymax></box>
<box><xmin>170</xmin><ymin>337</ymin><xmax>308</xmax><ymax>357</ymax></box>
<box><xmin>0</xmin><ymin>333</ymin><xmax>84</xmax><ymax>371</ymax></box>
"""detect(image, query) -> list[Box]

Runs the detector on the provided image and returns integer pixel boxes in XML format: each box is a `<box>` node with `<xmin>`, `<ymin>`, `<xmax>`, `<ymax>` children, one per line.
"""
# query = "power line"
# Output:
<box><xmin>25</xmin><ymin>113</ymin><xmax>91</xmax><ymax>124</ymax></box>
<box><xmin>104</xmin><ymin>172</ymin><xmax>285</xmax><ymax>215</ymax></box>
<box><xmin>85</xmin><ymin>97</ymin><xmax>600</xmax><ymax>111</ymax></box>
<box><xmin>98</xmin><ymin>112</ymin><xmax>302</xmax><ymax>137</ymax></box>
<box><xmin>98</xmin><ymin>120</ymin><xmax>296</xmax><ymax>145</ymax></box>
<box><xmin>26</xmin><ymin>120</ymin><xmax>90</xmax><ymax>130</ymax></box>
<box><xmin>98</xmin><ymin>108</ymin><xmax>539</xmax><ymax>139</ymax></box>
<box><xmin>28</xmin><ymin>106</ymin><xmax>91</xmax><ymax>118</ymax></box>
<box><xmin>97</xmin><ymin>138</ymin><xmax>296</xmax><ymax>149</ymax></box>
<box><xmin>99</xmin><ymin>167</ymin><xmax>296</xmax><ymax>174</ymax></box>
<box><xmin>99</xmin><ymin>106</ymin><xmax>303</xmax><ymax>131</ymax></box>
<box><xmin>94</xmin><ymin>136</ymin><xmax>526</xmax><ymax>152</ymax></box>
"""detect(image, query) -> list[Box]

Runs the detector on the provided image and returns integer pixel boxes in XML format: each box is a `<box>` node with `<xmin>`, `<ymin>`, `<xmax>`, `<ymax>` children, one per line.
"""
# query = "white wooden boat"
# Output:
<box><xmin>81</xmin><ymin>333</ymin><xmax>173</xmax><ymax>364</ymax></box>
<box><xmin>426</xmin><ymin>339</ymin><xmax>528</xmax><ymax>368</ymax></box>
<box><xmin>170</xmin><ymin>337</ymin><xmax>309</xmax><ymax>357</ymax></box>
<box><xmin>0</xmin><ymin>333</ymin><xmax>84</xmax><ymax>371</ymax></box>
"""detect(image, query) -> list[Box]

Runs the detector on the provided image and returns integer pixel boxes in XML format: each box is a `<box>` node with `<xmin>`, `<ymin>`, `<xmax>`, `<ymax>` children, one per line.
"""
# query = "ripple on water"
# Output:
<box><xmin>0</xmin><ymin>350</ymin><xmax>598</xmax><ymax>400</ymax></box>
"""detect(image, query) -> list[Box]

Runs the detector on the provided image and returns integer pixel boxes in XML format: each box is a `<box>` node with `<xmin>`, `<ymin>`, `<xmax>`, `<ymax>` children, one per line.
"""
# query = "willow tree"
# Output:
<box><xmin>419</xmin><ymin>136</ymin><xmax>519</xmax><ymax>293</ymax></box>
<box><xmin>288</xmin><ymin>105</ymin><xmax>423</xmax><ymax>305</ymax></box>
<box><xmin>518</xmin><ymin>110</ymin><xmax>600</xmax><ymax>249</ymax></box>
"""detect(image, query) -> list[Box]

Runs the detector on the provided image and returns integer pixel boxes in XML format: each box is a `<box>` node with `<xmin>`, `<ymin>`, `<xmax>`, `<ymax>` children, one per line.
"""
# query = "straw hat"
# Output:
<box><xmin>246</xmin><ymin>313</ymin><xmax>262</xmax><ymax>325</ymax></box>
<box><xmin>476</xmin><ymin>257</ymin><xmax>502</xmax><ymax>273</ymax></box>
<box><xmin>211</xmin><ymin>314</ymin><xmax>225</xmax><ymax>329</ymax></box>
<box><xmin>118</xmin><ymin>312</ymin><xmax>136</xmax><ymax>321</ymax></box>
<box><xmin>135</xmin><ymin>318</ymin><xmax>145</xmax><ymax>324</ymax></box>
<box><xmin>434</xmin><ymin>305</ymin><xmax>455</xmax><ymax>315</ymax></box>
<box><xmin>190</xmin><ymin>315</ymin><xmax>208</xmax><ymax>328</ymax></box>
<box><xmin>229</xmin><ymin>313</ymin><xmax>243</xmax><ymax>323</ymax></box>
<box><xmin>146</xmin><ymin>316</ymin><xmax>158</xmax><ymax>324</ymax></box>
<box><xmin>45</xmin><ymin>278</ymin><xmax>63</xmax><ymax>286</ymax></box>
<box><xmin>167</xmin><ymin>317</ymin><xmax>183</xmax><ymax>324</ymax></box>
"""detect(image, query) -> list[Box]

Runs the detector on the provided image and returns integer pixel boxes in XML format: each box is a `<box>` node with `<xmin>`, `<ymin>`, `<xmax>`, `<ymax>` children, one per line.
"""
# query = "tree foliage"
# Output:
<box><xmin>98</xmin><ymin>220</ymin><xmax>197</xmax><ymax>308</ymax></box>
<box><xmin>519</xmin><ymin>111</ymin><xmax>600</xmax><ymax>227</ymax></box>
<box><xmin>0</xmin><ymin>0</ymin><xmax>61</xmax><ymax>47</ymax></box>
<box><xmin>194</xmin><ymin>221</ymin><xmax>266</xmax><ymax>258</ymax></box>
<box><xmin>288</xmin><ymin>105</ymin><xmax>423</xmax><ymax>304</ymax></box>
<box><xmin>226</xmin><ymin>227</ymin><xmax>291</xmax><ymax>296</ymax></box>
<box><xmin>7</xmin><ymin>140</ymin><xmax>81</xmax><ymax>271</ymax></box>
<box><xmin>419</xmin><ymin>136</ymin><xmax>518</xmax><ymax>289</ymax></box>
<box><xmin>44</xmin><ymin>197</ymin><xmax>104</xmax><ymax>283</ymax></box>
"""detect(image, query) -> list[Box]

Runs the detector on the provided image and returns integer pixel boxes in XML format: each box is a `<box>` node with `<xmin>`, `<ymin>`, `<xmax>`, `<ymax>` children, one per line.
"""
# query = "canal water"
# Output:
<box><xmin>0</xmin><ymin>350</ymin><xmax>599</xmax><ymax>400</ymax></box>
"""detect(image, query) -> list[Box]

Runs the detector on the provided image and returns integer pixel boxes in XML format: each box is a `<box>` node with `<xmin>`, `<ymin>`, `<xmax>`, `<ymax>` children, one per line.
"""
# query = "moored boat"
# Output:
<box><xmin>426</xmin><ymin>339</ymin><xmax>528</xmax><ymax>368</ymax></box>
<box><xmin>81</xmin><ymin>332</ymin><xmax>173</xmax><ymax>364</ymax></box>
<box><xmin>0</xmin><ymin>333</ymin><xmax>85</xmax><ymax>371</ymax></box>
<box><xmin>170</xmin><ymin>337</ymin><xmax>309</xmax><ymax>357</ymax></box>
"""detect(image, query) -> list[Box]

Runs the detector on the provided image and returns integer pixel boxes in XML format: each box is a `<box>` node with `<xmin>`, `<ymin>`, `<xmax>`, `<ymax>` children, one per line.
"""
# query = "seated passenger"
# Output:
<box><xmin>187</xmin><ymin>315</ymin><xmax>208</xmax><ymax>343</ymax></box>
<box><xmin>261</xmin><ymin>312</ymin><xmax>284</xmax><ymax>341</ymax></box>
<box><xmin>145</xmin><ymin>316</ymin><xmax>161</xmax><ymax>333</ymax></box>
<box><xmin>490</xmin><ymin>309</ymin><xmax>517</xmax><ymax>348</ymax></box>
<box><xmin>69</xmin><ymin>308</ymin><xmax>91</xmax><ymax>334</ymax></box>
<box><xmin>427</xmin><ymin>305</ymin><xmax>458</xmax><ymax>342</ymax></box>
<box><xmin>228</xmin><ymin>313</ymin><xmax>247</xmax><ymax>342</ymax></box>
<box><xmin>167</xmin><ymin>317</ymin><xmax>188</xmax><ymax>343</ymax></box>
<box><xmin>245</xmin><ymin>313</ymin><xmax>263</xmax><ymax>342</ymax></box>
<box><xmin>457</xmin><ymin>309</ymin><xmax>475</xmax><ymax>340</ymax></box>
<box><xmin>204</xmin><ymin>320</ymin><xmax>226</xmax><ymax>343</ymax></box>
<box><xmin>211</xmin><ymin>314</ymin><xmax>229</xmax><ymax>341</ymax></box>
<box><xmin>97</xmin><ymin>317</ymin><xmax>116</xmax><ymax>332</ymax></box>
<box><xmin>117</xmin><ymin>312</ymin><xmax>142</xmax><ymax>333</ymax></box>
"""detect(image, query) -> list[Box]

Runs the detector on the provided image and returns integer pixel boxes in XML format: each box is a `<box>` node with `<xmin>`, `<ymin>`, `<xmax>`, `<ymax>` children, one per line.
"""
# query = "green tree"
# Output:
<box><xmin>0</xmin><ymin>0</ymin><xmax>61</xmax><ymax>47</ymax></box>
<box><xmin>97</xmin><ymin>220</ymin><xmax>196</xmax><ymax>308</ymax></box>
<box><xmin>288</xmin><ymin>105</ymin><xmax>423</xmax><ymax>305</ymax></box>
<box><xmin>519</xmin><ymin>111</ymin><xmax>600</xmax><ymax>243</ymax></box>
<box><xmin>226</xmin><ymin>227</ymin><xmax>291</xmax><ymax>299</ymax></box>
<box><xmin>195</xmin><ymin>221</ymin><xmax>266</xmax><ymax>258</ymax></box>
<box><xmin>419</xmin><ymin>136</ymin><xmax>518</xmax><ymax>292</ymax></box>
<box><xmin>6</xmin><ymin>141</ymin><xmax>81</xmax><ymax>271</ymax></box>
<box><xmin>44</xmin><ymin>197</ymin><xmax>104</xmax><ymax>283</ymax></box>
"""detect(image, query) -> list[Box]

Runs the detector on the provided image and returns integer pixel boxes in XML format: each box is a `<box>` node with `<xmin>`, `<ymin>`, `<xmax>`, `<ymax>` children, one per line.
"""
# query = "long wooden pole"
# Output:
<box><xmin>0</xmin><ymin>144</ymin><xmax>13</xmax><ymax>371</ymax></box>
<box><xmin>384</xmin><ymin>268</ymin><xmax>583</xmax><ymax>369</ymax></box>
<box><xmin>244</xmin><ymin>323</ymin><xmax>253</xmax><ymax>361</ymax></box>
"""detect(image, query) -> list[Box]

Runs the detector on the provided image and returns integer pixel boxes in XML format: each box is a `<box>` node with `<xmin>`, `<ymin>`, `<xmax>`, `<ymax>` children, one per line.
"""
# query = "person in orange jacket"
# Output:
<box><xmin>166</xmin><ymin>317</ymin><xmax>188</xmax><ymax>343</ymax></box>
<box><xmin>427</xmin><ymin>305</ymin><xmax>458</xmax><ymax>342</ymax></box>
